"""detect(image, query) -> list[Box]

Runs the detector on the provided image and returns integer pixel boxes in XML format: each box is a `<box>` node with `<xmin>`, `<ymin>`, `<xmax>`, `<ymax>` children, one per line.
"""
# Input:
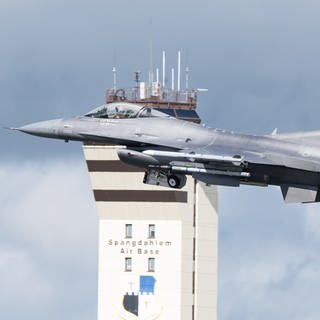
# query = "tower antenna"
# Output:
<box><xmin>186</xmin><ymin>66</ymin><xmax>189</xmax><ymax>89</ymax></box>
<box><xmin>162</xmin><ymin>50</ymin><xmax>166</xmax><ymax>87</ymax></box>
<box><xmin>112</xmin><ymin>66</ymin><xmax>117</xmax><ymax>91</ymax></box>
<box><xmin>112</xmin><ymin>49</ymin><xmax>117</xmax><ymax>91</ymax></box>
<box><xmin>148</xmin><ymin>19</ymin><xmax>154</xmax><ymax>85</ymax></box>
<box><xmin>177</xmin><ymin>50</ymin><xmax>181</xmax><ymax>91</ymax></box>
<box><xmin>185</xmin><ymin>49</ymin><xmax>190</xmax><ymax>89</ymax></box>
<box><xmin>171</xmin><ymin>68</ymin><xmax>175</xmax><ymax>90</ymax></box>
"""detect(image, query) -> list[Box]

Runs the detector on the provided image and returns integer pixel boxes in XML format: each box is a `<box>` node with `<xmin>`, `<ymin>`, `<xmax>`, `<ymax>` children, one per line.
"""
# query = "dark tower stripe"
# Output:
<box><xmin>93</xmin><ymin>190</ymin><xmax>188</xmax><ymax>203</ymax></box>
<box><xmin>86</xmin><ymin>160</ymin><xmax>144</xmax><ymax>172</ymax></box>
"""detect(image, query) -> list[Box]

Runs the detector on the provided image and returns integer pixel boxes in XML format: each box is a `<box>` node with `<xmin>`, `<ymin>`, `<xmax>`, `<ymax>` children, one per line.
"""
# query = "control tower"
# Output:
<box><xmin>83</xmin><ymin>53</ymin><xmax>218</xmax><ymax>320</ymax></box>
<box><xmin>104</xmin><ymin>80</ymin><xmax>200</xmax><ymax>123</ymax></box>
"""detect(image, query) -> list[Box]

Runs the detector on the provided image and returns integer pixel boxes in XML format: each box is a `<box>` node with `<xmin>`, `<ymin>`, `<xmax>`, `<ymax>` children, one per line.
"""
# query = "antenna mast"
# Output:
<box><xmin>171</xmin><ymin>68</ymin><xmax>175</xmax><ymax>90</ymax></box>
<box><xmin>112</xmin><ymin>66</ymin><xmax>117</xmax><ymax>91</ymax></box>
<box><xmin>162</xmin><ymin>51</ymin><xmax>166</xmax><ymax>87</ymax></box>
<box><xmin>177</xmin><ymin>50</ymin><xmax>181</xmax><ymax>91</ymax></box>
<box><xmin>186</xmin><ymin>66</ymin><xmax>189</xmax><ymax>89</ymax></box>
<box><xmin>148</xmin><ymin>20</ymin><xmax>154</xmax><ymax>85</ymax></box>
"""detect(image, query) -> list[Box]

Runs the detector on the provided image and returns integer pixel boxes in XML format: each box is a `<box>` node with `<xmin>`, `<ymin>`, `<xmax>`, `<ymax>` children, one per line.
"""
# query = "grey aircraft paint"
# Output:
<box><xmin>9</xmin><ymin>102</ymin><xmax>320</xmax><ymax>203</ymax></box>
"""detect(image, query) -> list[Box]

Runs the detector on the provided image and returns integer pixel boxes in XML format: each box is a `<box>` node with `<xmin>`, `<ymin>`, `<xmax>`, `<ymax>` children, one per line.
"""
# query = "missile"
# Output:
<box><xmin>171</xmin><ymin>165</ymin><xmax>250</xmax><ymax>177</ymax></box>
<box><xmin>142</xmin><ymin>149</ymin><xmax>243</xmax><ymax>165</ymax></box>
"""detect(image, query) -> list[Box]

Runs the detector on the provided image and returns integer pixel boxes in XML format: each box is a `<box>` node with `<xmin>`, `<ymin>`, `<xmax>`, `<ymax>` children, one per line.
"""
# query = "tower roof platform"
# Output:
<box><xmin>105</xmin><ymin>87</ymin><xmax>200</xmax><ymax>123</ymax></box>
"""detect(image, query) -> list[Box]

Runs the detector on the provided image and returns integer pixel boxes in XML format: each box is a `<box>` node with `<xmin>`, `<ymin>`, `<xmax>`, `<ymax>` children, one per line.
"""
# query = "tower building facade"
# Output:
<box><xmin>83</xmin><ymin>145</ymin><xmax>218</xmax><ymax>320</ymax></box>
<box><xmin>83</xmin><ymin>58</ymin><xmax>218</xmax><ymax>319</ymax></box>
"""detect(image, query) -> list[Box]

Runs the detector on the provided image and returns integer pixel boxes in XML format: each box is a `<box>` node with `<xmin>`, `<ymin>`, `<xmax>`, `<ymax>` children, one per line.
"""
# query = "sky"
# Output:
<box><xmin>1</xmin><ymin>0</ymin><xmax>320</xmax><ymax>319</ymax></box>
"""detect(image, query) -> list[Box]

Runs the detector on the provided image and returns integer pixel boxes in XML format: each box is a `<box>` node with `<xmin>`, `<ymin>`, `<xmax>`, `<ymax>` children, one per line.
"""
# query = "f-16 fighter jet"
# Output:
<box><xmin>9</xmin><ymin>102</ymin><xmax>320</xmax><ymax>203</ymax></box>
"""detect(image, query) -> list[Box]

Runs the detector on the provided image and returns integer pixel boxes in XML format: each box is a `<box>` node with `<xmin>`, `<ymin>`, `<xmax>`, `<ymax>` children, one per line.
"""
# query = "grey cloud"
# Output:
<box><xmin>3</xmin><ymin>0</ymin><xmax>320</xmax><ymax>139</ymax></box>
<box><xmin>0</xmin><ymin>159</ymin><xmax>97</xmax><ymax>320</ymax></box>
<box><xmin>304</xmin><ymin>205</ymin><xmax>320</xmax><ymax>243</ymax></box>
<box><xmin>2</xmin><ymin>0</ymin><xmax>320</xmax><ymax>319</ymax></box>
<box><xmin>218</xmin><ymin>186</ymin><xmax>320</xmax><ymax>319</ymax></box>
<box><xmin>0</xmin><ymin>246</ymin><xmax>53</xmax><ymax>303</ymax></box>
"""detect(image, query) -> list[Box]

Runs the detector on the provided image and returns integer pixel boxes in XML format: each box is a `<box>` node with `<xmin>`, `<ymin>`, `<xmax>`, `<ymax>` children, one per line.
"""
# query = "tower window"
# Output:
<box><xmin>125</xmin><ymin>224</ymin><xmax>132</xmax><ymax>238</ymax></box>
<box><xmin>148</xmin><ymin>224</ymin><xmax>155</xmax><ymax>238</ymax></box>
<box><xmin>125</xmin><ymin>257</ymin><xmax>132</xmax><ymax>272</ymax></box>
<box><xmin>148</xmin><ymin>258</ymin><xmax>155</xmax><ymax>272</ymax></box>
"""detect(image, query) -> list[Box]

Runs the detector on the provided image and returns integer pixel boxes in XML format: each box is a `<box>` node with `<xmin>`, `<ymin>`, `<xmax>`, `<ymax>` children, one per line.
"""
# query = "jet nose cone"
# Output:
<box><xmin>18</xmin><ymin>119</ymin><xmax>63</xmax><ymax>138</ymax></box>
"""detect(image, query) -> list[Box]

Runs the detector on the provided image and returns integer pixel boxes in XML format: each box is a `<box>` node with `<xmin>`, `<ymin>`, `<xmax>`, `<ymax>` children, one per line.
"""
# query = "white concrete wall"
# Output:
<box><xmin>195</xmin><ymin>183</ymin><xmax>218</xmax><ymax>319</ymax></box>
<box><xmin>83</xmin><ymin>145</ymin><xmax>218</xmax><ymax>320</ymax></box>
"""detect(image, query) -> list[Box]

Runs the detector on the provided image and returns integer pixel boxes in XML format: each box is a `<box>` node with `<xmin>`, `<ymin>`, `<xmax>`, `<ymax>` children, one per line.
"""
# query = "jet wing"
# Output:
<box><xmin>237</xmin><ymin>150</ymin><xmax>320</xmax><ymax>173</ymax></box>
<box><xmin>143</xmin><ymin>148</ymin><xmax>284</xmax><ymax>167</ymax></box>
<box><xmin>144</xmin><ymin>147</ymin><xmax>320</xmax><ymax>173</ymax></box>
<box><xmin>83</xmin><ymin>129</ymin><xmax>320</xmax><ymax>173</ymax></box>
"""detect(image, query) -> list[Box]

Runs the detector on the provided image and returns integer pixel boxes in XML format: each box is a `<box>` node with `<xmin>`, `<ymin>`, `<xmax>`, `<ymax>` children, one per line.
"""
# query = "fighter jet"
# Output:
<box><xmin>9</xmin><ymin>102</ymin><xmax>320</xmax><ymax>203</ymax></box>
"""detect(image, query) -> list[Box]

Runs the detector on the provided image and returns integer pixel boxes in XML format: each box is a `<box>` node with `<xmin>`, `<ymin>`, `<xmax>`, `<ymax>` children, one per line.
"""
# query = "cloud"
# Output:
<box><xmin>305</xmin><ymin>205</ymin><xmax>320</xmax><ymax>242</ymax></box>
<box><xmin>219</xmin><ymin>243</ymin><xmax>320</xmax><ymax>320</ymax></box>
<box><xmin>0</xmin><ymin>159</ymin><xmax>98</xmax><ymax>320</ymax></box>
<box><xmin>218</xmin><ymin>186</ymin><xmax>320</xmax><ymax>320</ymax></box>
<box><xmin>2</xmin><ymin>0</ymin><xmax>320</xmax><ymax>319</ymax></box>
<box><xmin>0</xmin><ymin>246</ymin><xmax>52</xmax><ymax>306</ymax></box>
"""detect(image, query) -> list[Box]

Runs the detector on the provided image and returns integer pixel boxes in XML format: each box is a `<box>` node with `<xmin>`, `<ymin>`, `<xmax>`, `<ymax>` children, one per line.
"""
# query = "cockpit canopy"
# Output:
<box><xmin>85</xmin><ymin>102</ymin><xmax>169</xmax><ymax>119</ymax></box>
